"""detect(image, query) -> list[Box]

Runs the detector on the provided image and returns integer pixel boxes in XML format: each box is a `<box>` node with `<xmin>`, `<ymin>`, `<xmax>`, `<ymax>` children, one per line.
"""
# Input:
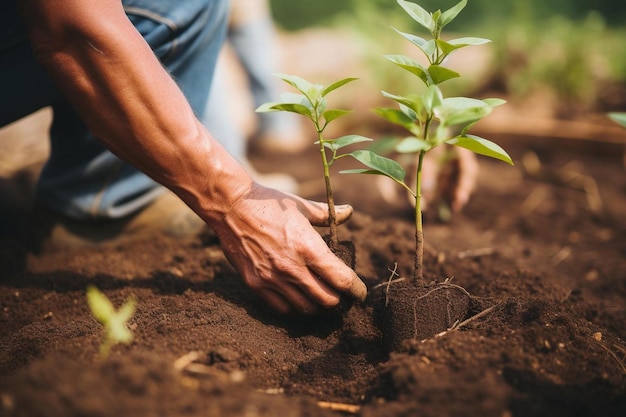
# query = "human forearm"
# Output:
<box><xmin>18</xmin><ymin>0</ymin><xmax>252</xmax><ymax>223</ymax></box>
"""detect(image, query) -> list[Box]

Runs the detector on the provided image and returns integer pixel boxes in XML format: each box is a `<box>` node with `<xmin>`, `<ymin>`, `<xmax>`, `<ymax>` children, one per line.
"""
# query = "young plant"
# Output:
<box><xmin>256</xmin><ymin>74</ymin><xmax>372</xmax><ymax>251</ymax></box>
<box><xmin>86</xmin><ymin>285</ymin><xmax>136</xmax><ymax>358</ymax></box>
<box><xmin>343</xmin><ymin>0</ymin><xmax>514</xmax><ymax>281</ymax></box>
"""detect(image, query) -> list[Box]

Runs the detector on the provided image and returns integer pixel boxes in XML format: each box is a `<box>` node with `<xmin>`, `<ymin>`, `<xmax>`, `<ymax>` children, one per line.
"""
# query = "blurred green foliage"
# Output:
<box><xmin>270</xmin><ymin>0</ymin><xmax>626</xmax><ymax>112</ymax></box>
<box><xmin>270</xmin><ymin>0</ymin><xmax>626</xmax><ymax>30</ymax></box>
<box><xmin>270</xmin><ymin>0</ymin><xmax>626</xmax><ymax>31</ymax></box>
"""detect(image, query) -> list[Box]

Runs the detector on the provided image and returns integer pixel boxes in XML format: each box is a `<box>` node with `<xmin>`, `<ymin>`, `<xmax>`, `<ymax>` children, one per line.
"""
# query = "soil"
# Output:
<box><xmin>0</xmin><ymin>117</ymin><xmax>624</xmax><ymax>417</ymax></box>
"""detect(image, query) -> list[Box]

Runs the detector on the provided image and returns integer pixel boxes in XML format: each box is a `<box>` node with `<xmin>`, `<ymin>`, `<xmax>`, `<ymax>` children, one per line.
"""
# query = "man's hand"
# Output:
<box><xmin>422</xmin><ymin>146</ymin><xmax>478</xmax><ymax>213</ymax></box>
<box><xmin>377</xmin><ymin>146</ymin><xmax>478</xmax><ymax>215</ymax></box>
<box><xmin>212</xmin><ymin>183</ymin><xmax>367</xmax><ymax>315</ymax></box>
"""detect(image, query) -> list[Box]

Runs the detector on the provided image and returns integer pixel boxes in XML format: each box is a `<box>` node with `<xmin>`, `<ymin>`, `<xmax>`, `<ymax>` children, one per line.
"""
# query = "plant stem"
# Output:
<box><xmin>414</xmin><ymin>150</ymin><xmax>425</xmax><ymax>282</ymax></box>
<box><xmin>318</xmin><ymin>130</ymin><xmax>339</xmax><ymax>251</ymax></box>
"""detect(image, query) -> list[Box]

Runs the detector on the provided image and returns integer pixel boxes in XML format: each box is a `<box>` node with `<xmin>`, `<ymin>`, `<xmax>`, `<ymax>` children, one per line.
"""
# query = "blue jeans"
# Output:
<box><xmin>0</xmin><ymin>0</ymin><xmax>228</xmax><ymax>219</ymax></box>
<box><xmin>203</xmin><ymin>11</ymin><xmax>299</xmax><ymax>162</ymax></box>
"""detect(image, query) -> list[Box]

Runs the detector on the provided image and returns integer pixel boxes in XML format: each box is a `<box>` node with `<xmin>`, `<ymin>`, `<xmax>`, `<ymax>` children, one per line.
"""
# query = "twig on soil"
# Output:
<box><xmin>372</xmin><ymin>277</ymin><xmax>405</xmax><ymax>290</ymax></box>
<box><xmin>173</xmin><ymin>351</ymin><xmax>216</xmax><ymax>376</ymax></box>
<box><xmin>456</xmin><ymin>248</ymin><xmax>495</xmax><ymax>259</ymax></box>
<box><xmin>174</xmin><ymin>351</ymin><xmax>246</xmax><ymax>382</ymax></box>
<box><xmin>520</xmin><ymin>186</ymin><xmax>549</xmax><ymax>216</ymax></box>
<box><xmin>551</xmin><ymin>246</ymin><xmax>571</xmax><ymax>266</ymax></box>
<box><xmin>317</xmin><ymin>401</ymin><xmax>361</xmax><ymax>414</ymax></box>
<box><xmin>453</xmin><ymin>304</ymin><xmax>501</xmax><ymax>330</ymax></box>
<box><xmin>434</xmin><ymin>303</ymin><xmax>502</xmax><ymax>339</ymax></box>
<box><xmin>174</xmin><ymin>351</ymin><xmax>203</xmax><ymax>371</ymax></box>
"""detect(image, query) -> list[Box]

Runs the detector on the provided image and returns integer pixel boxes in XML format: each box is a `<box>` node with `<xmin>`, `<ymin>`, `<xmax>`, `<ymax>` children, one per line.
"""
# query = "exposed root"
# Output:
<box><xmin>380</xmin><ymin>262</ymin><xmax>401</xmax><ymax>307</ymax></box>
<box><xmin>412</xmin><ymin>282</ymin><xmax>472</xmax><ymax>340</ymax></box>
<box><xmin>598</xmin><ymin>343</ymin><xmax>626</xmax><ymax>375</ymax></box>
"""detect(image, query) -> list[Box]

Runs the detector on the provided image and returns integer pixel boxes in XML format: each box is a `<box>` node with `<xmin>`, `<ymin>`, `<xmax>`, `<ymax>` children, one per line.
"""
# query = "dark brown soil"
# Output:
<box><xmin>1</xmin><ymin>127</ymin><xmax>625</xmax><ymax>417</ymax></box>
<box><xmin>377</xmin><ymin>280</ymin><xmax>471</xmax><ymax>352</ymax></box>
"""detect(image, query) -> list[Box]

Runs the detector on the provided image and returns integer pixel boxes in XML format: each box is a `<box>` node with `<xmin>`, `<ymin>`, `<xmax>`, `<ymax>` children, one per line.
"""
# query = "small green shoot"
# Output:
<box><xmin>257</xmin><ymin>74</ymin><xmax>372</xmax><ymax>250</ymax></box>
<box><xmin>343</xmin><ymin>0</ymin><xmax>513</xmax><ymax>281</ymax></box>
<box><xmin>86</xmin><ymin>285</ymin><xmax>136</xmax><ymax>359</ymax></box>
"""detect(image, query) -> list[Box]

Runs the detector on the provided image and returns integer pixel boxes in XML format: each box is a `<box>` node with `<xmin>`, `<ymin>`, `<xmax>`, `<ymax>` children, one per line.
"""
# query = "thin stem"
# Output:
<box><xmin>414</xmin><ymin>150</ymin><xmax>425</xmax><ymax>282</ymax></box>
<box><xmin>315</xmin><ymin>117</ymin><xmax>339</xmax><ymax>251</ymax></box>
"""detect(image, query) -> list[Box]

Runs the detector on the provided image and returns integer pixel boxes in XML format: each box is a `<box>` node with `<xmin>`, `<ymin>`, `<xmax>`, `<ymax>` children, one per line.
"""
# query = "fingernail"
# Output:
<box><xmin>335</xmin><ymin>204</ymin><xmax>353</xmax><ymax>220</ymax></box>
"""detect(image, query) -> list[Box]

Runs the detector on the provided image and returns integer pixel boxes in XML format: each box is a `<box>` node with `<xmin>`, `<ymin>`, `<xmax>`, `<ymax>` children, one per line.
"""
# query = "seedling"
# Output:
<box><xmin>343</xmin><ymin>0</ymin><xmax>513</xmax><ymax>281</ymax></box>
<box><xmin>256</xmin><ymin>74</ymin><xmax>372</xmax><ymax>251</ymax></box>
<box><xmin>86</xmin><ymin>285</ymin><xmax>136</xmax><ymax>358</ymax></box>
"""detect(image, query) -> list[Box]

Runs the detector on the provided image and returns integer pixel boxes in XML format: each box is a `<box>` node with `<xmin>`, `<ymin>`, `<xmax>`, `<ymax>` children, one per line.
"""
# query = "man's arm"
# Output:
<box><xmin>18</xmin><ymin>0</ymin><xmax>367</xmax><ymax>313</ymax></box>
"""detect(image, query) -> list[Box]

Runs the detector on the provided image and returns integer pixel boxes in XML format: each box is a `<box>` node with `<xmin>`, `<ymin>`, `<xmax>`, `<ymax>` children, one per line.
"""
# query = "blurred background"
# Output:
<box><xmin>2</xmin><ymin>0</ymin><xmax>625</xmax><ymax>235</ymax></box>
<box><xmin>270</xmin><ymin>0</ymin><xmax>626</xmax><ymax>118</ymax></box>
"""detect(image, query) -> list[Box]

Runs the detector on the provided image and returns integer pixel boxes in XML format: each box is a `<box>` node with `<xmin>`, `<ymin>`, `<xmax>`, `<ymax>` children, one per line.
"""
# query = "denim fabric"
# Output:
<box><xmin>202</xmin><ymin>12</ymin><xmax>299</xmax><ymax>162</ymax></box>
<box><xmin>0</xmin><ymin>0</ymin><xmax>228</xmax><ymax>219</ymax></box>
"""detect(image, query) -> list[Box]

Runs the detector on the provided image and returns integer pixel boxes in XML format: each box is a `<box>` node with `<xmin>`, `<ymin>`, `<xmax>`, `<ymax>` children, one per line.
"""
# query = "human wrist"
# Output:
<box><xmin>168</xmin><ymin>123</ymin><xmax>254</xmax><ymax>226</ymax></box>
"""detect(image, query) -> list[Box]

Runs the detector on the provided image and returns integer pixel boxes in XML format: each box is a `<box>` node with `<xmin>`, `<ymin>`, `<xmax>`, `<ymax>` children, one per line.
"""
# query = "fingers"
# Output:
<box><xmin>305</xmin><ymin>242</ymin><xmax>368</xmax><ymax>303</ymax></box>
<box><xmin>290</xmin><ymin>195</ymin><xmax>353</xmax><ymax>227</ymax></box>
<box><xmin>250</xmin><ymin>237</ymin><xmax>367</xmax><ymax>314</ymax></box>
<box><xmin>451</xmin><ymin>149</ymin><xmax>478</xmax><ymax>212</ymax></box>
<box><xmin>420</xmin><ymin>155</ymin><xmax>438</xmax><ymax>211</ymax></box>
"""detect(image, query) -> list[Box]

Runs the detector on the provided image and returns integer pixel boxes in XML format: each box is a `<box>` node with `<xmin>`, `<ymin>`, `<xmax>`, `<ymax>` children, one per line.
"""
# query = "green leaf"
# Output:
<box><xmin>256</xmin><ymin>102</ymin><xmax>312</xmax><ymax>118</ymax></box>
<box><xmin>344</xmin><ymin>149</ymin><xmax>406</xmax><ymax>182</ymax></box>
<box><xmin>609</xmin><ymin>112</ymin><xmax>626</xmax><ymax>128</ymax></box>
<box><xmin>383</xmin><ymin>54</ymin><xmax>430</xmax><ymax>85</ymax></box>
<box><xmin>396</xmin><ymin>136</ymin><xmax>431</xmax><ymax>153</ymax></box>
<box><xmin>366</xmin><ymin>136</ymin><xmax>402</xmax><ymax>155</ymax></box>
<box><xmin>87</xmin><ymin>286</ymin><xmax>115</xmax><ymax>324</ymax></box>
<box><xmin>323</xmin><ymin>109</ymin><xmax>351</xmax><ymax>124</ymax></box>
<box><xmin>435</xmin><ymin>97</ymin><xmax>491</xmax><ymax>127</ymax></box>
<box><xmin>438</xmin><ymin>37</ymin><xmax>490</xmax><ymax>55</ymax></box>
<box><xmin>374</xmin><ymin>107</ymin><xmax>417</xmax><ymax>131</ymax></box>
<box><xmin>392</xmin><ymin>28</ymin><xmax>436</xmax><ymax>59</ymax></box>
<box><xmin>428</xmin><ymin>65</ymin><xmax>460</xmax><ymax>84</ymax></box>
<box><xmin>423</xmin><ymin>84</ymin><xmax>444</xmax><ymax>114</ymax></box>
<box><xmin>483</xmin><ymin>98</ymin><xmax>507</xmax><ymax>107</ymax></box>
<box><xmin>274</xmin><ymin>73</ymin><xmax>314</xmax><ymax>95</ymax></box>
<box><xmin>440</xmin><ymin>0</ymin><xmax>467</xmax><ymax>28</ymax></box>
<box><xmin>87</xmin><ymin>285</ymin><xmax>136</xmax><ymax>356</ymax></box>
<box><xmin>280</xmin><ymin>92</ymin><xmax>311</xmax><ymax>106</ymax></box>
<box><xmin>446</xmin><ymin>134</ymin><xmax>514</xmax><ymax>165</ymax></box>
<box><xmin>324</xmin><ymin>134</ymin><xmax>373</xmax><ymax>151</ymax></box>
<box><xmin>108</xmin><ymin>299</ymin><xmax>136</xmax><ymax>343</ymax></box>
<box><xmin>322</xmin><ymin>77</ymin><xmax>358</xmax><ymax>97</ymax></box>
<box><xmin>397</xmin><ymin>0</ymin><xmax>435</xmax><ymax>32</ymax></box>
<box><xmin>381</xmin><ymin>91</ymin><xmax>425</xmax><ymax>117</ymax></box>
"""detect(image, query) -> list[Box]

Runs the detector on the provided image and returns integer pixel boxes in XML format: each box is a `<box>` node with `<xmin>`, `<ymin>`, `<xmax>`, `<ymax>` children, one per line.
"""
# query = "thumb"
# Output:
<box><xmin>292</xmin><ymin>197</ymin><xmax>353</xmax><ymax>227</ymax></box>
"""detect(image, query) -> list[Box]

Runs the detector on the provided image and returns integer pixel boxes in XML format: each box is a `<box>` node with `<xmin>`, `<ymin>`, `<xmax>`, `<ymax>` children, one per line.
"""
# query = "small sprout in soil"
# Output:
<box><xmin>257</xmin><ymin>74</ymin><xmax>371</xmax><ymax>251</ymax></box>
<box><xmin>343</xmin><ymin>0</ymin><xmax>514</xmax><ymax>282</ymax></box>
<box><xmin>86</xmin><ymin>285</ymin><xmax>136</xmax><ymax>358</ymax></box>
